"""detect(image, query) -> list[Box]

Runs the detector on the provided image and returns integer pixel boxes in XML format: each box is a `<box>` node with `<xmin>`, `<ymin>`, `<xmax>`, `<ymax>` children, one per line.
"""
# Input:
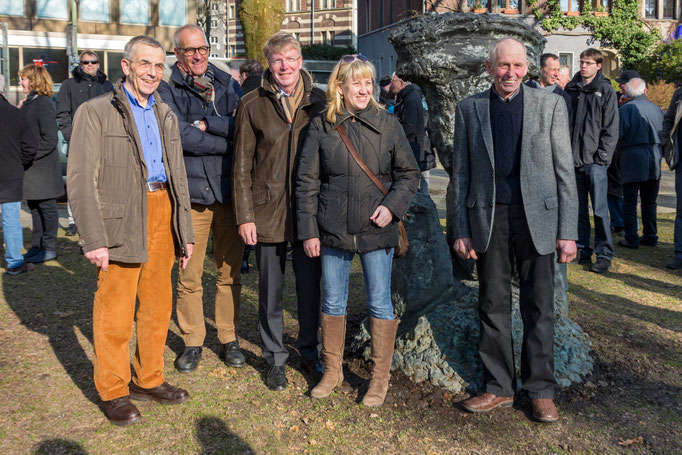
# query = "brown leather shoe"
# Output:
<box><xmin>461</xmin><ymin>392</ymin><xmax>514</xmax><ymax>413</ymax></box>
<box><xmin>102</xmin><ymin>396</ymin><xmax>141</xmax><ymax>426</ymax></box>
<box><xmin>531</xmin><ymin>398</ymin><xmax>559</xmax><ymax>423</ymax></box>
<box><xmin>129</xmin><ymin>381</ymin><xmax>189</xmax><ymax>404</ymax></box>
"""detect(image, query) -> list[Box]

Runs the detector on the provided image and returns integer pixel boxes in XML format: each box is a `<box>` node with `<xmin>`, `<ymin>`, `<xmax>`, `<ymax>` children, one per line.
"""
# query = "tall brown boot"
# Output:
<box><xmin>362</xmin><ymin>317</ymin><xmax>399</xmax><ymax>407</ymax></box>
<box><xmin>311</xmin><ymin>314</ymin><xmax>346</xmax><ymax>398</ymax></box>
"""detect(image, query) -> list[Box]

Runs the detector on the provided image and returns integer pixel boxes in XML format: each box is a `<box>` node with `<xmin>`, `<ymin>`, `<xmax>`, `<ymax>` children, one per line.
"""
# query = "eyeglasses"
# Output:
<box><xmin>341</xmin><ymin>54</ymin><xmax>369</xmax><ymax>63</ymax></box>
<box><xmin>268</xmin><ymin>56</ymin><xmax>301</xmax><ymax>67</ymax></box>
<box><xmin>128</xmin><ymin>59</ymin><xmax>166</xmax><ymax>73</ymax></box>
<box><xmin>579</xmin><ymin>60</ymin><xmax>598</xmax><ymax>66</ymax></box>
<box><xmin>178</xmin><ymin>46</ymin><xmax>210</xmax><ymax>57</ymax></box>
<box><xmin>81</xmin><ymin>60</ymin><xmax>99</xmax><ymax>65</ymax></box>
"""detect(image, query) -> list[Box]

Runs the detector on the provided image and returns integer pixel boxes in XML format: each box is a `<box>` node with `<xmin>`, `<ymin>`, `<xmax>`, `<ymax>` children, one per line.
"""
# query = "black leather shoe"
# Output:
<box><xmin>221</xmin><ymin>340</ymin><xmax>245</xmax><ymax>367</ymax></box>
<box><xmin>65</xmin><ymin>223</ymin><xmax>77</xmax><ymax>236</ymax></box>
<box><xmin>300</xmin><ymin>356</ymin><xmax>324</xmax><ymax>380</ymax></box>
<box><xmin>25</xmin><ymin>249</ymin><xmax>57</xmax><ymax>263</ymax></box>
<box><xmin>129</xmin><ymin>381</ymin><xmax>189</xmax><ymax>404</ymax></box>
<box><xmin>22</xmin><ymin>247</ymin><xmax>40</xmax><ymax>260</ymax></box>
<box><xmin>640</xmin><ymin>238</ymin><xmax>657</xmax><ymax>247</ymax></box>
<box><xmin>618</xmin><ymin>239</ymin><xmax>639</xmax><ymax>249</ymax></box>
<box><xmin>666</xmin><ymin>258</ymin><xmax>682</xmax><ymax>270</ymax></box>
<box><xmin>175</xmin><ymin>346</ymin><xmax>202</xmax><ymax>373</ymax></box>
<box><xmin>591</xmin><ymin>257</ymin><xmax>612</xmax><ymax>273</ymax></box>
<box><xmin>102</xmin><ymin>396</ymin><xmax>141</xmax><ymax>426</ymax></box>
<box><xmin>266</xmin><ymin>365</ymin><xmax>288</xmax><ymax>391</ymax></box>
<box><xmin>5</xmin><ymin>262</ymin><xmax>35</xmax><ymax>276</ymax></box>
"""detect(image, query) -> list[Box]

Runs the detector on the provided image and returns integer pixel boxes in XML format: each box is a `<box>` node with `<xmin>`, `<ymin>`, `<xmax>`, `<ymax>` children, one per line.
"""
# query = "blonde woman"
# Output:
<box><xmin>18</xmin><ymin>64</ymin><xmax>64</xmax><ymax>263</ymax></box>
<box><xmin>296</xmin><ymin>56</ymin><xmax>419</xmax><ymax>406</ymax></box>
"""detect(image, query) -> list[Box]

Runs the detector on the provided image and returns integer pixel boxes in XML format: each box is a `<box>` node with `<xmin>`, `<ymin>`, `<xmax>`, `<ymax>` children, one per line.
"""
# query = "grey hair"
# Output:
<box><xmin>488</xmin><ymin>37</ymin><xmax>527</xmax><ymax>66</ymax></box>
<box><xmin>625</xmin><ymin>77</ymin><xmax>647</xmax><ymax>98</ymax></box>
<box><xmin>0</xmin><ymin>74</ymin><xmax>5</xmax><ymax>94</ymax></box>
<box><xmin>559</xmin><ymin>65</ymin><xmax>570</xmax><ymax>76</ymax></box>
<box><xmin>123</xmin><ymin>35</ymin><xmax>165</xmax><ymax>61</ymax></box>
<box><xmin>173</xmin><ymin>24</ymin><xmax>207</xmax><ymax>48</ymax></box>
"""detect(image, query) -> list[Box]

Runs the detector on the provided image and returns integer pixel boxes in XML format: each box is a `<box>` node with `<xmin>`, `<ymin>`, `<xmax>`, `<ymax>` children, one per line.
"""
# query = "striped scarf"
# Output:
<box><xmin>178</xmin><ymin>62</ymin><xmax>215</xmax><ymax>104</ymax></box>
<box><xmin>273</xmin><ymin>74</ymin><xmax>304</xmax><ymax>124</ymax></box>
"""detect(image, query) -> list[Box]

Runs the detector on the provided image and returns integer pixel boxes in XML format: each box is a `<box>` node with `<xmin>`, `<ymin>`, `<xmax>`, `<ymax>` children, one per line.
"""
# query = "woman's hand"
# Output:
<box><xmin>370</xmin><ymin>205</ymin><xmax>393</xmax><ymax>228</ymax></box>
<box><xmin>303</xmin><ymin>238</ymin><xmax>321</xmax><ymax>258</ymax></box>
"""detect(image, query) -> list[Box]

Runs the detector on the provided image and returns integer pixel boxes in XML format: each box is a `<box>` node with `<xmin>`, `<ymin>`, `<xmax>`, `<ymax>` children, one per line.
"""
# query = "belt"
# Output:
<box><xmin>146</xmin><ymin>181</ymin><xmax>168</xmax><ymax>192</ymax></box>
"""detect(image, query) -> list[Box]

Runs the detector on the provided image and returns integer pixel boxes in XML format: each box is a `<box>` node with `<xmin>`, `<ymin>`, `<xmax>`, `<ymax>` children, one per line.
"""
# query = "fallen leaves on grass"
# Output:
<box><xmin>209</xmin><ymin>367</ymin><xmax>238</xmax><ymax>379</ymax></box>
<box><xmin>618</xmin><ymin>436</ymin><xmax>644</xmax><ymax>446</ymax></box>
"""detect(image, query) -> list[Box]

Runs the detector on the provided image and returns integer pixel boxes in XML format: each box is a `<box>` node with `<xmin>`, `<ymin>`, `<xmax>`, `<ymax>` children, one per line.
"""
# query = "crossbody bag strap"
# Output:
<box><xmin>336</xmin><ymin>123</ymin><xmax>389</xmax><ymax>197</ymax></box>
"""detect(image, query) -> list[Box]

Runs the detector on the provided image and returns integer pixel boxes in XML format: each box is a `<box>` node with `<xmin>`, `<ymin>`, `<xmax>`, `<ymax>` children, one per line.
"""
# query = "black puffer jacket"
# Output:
<box><xmin>296</xmin><ymin>106</ymin><xmax>420</xmax><ymax>253</ymax></box>
<box><xmin>56</xmin><ymin>66</ymin><xmax>114</xmax><ymax>142</ymax></box>
<box><xmin>0</xmin><ymin>95</ymin><xmax>37</xmax><ymax>202</ymax></box>
<box><xmin>157</xmin><ymin>62</ymin><xmax>242</xmax><ymax>205</ymax></box>
<box><xmin>394</xmin><ymin>83</ymin><xmax>435</xmax><ymax>171</ymax></box>
<box><xmin>565</xmin><ymin>71</ymin><xmax>619</xmax><ymax>167</ymax></box>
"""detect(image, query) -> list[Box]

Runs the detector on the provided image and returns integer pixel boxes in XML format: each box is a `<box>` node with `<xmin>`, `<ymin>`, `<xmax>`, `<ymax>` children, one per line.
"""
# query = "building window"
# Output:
<box><xmin>467</xmin><ymin>0</ymin><xmax>488</xmax><ymax>9</ymax></box>
<box><xmin>210</xmin><ymin>36</ymin><xmax>218</xmax><ymax>43</ymax></box>
<box><xmin>36</xmin><ymin>0</ymin><xmax>68</xmax><ymax>19</ymax></box>
<box><xmin>160</xmin><ymin>0</ymin><xmax>186</xmax><ymax>26</ymax></box>
<box><xmin>212</xmin><ymin>19</ymin><xmax>218</xmax><ymax>27</ymax></box>
<box><xmin>23</xmin><ymin>48</ymin><xmax>68</xmax><ymax>83</ymax></box>
<box><xmin>560</xmin><ymin>0</ymin><xmax>580</xmax><ymax>12</ymax></box>
<box><xmin>0</xmin><ymin>1</ymin><xmax>23</xmax><ymax>15</ymax></box>
<box><xmin>559</xmin><ymin>52</ymin><xmax>574</xmax><ymax>76</ymax></box>
<box><xmin>322</xmin><ymin>0</ymin><xmax>336</xmax><ymax>8</ymax></box>
<box><xmin>230</xmin><ymin>45</ymin><xmax>236</xmax><ymax>56</ymax></box>
<box><xmin>323</xmin><ymin>30</ymin><xmax>335</xmax><ymax>44</ymax></box>
<box><xmin>229</xmin><ymin>5</ymin><xmax>236</xmax><ymax>18</ymax></box>
<box><xmin>645</xmin><ymin>0</ymin><xmax>656</xmax><ymax>17</ymax></box>
<box><xmin>212</xmin><ymin>2</ymin><xmax>218</xmax><ymax>10</ymax></box>
<box><xmin>121</xmin><ymin>0</ymin><xmax>149</xmax><ymax>24</ymax></box>
<box><xmin>663</xmin><ymin>0</ymin><xmax>674</xmax><ymax>17</ymax></box>
<box><xmin>81</xmin><ymin>0</ymin><xmax>110</xmax><ymax>21</ymax></box>
<box><xmin>497</xmin><ymin>0</ymin><xmax>519</xmax><ymax>11</ymax></box>
<box><xmin>294</xmin><ymin>32</ymin><xmax>301</xmax><ymax>41</ymax></box>
<box><xmin>211</xmin><ymin>53</ymin><xmax>218</xmax><ymax>58</ymax></box>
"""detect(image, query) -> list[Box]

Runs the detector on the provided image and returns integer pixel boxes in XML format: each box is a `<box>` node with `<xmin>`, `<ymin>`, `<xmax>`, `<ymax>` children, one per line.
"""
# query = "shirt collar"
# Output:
<box><xmin>491</xmin><ymin>84</ymin><xmax>522</xmax><ymax>103</ymax></box>
<box><xmin>123</xmin><ymin>82</ymin><xmax>156</xmax><ymax>109</ymax></box>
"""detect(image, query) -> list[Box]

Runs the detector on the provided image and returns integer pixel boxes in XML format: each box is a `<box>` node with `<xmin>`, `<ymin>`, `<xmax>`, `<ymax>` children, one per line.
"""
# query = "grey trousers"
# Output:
<box><xmin>255</xmin><ymin>242</ymin><xmax>321</xmax><ymax>367</ymax></box>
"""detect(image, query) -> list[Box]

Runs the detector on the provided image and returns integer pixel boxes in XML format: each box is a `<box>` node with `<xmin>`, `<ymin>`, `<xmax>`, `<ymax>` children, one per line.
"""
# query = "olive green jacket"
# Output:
<box><xmin>67</xmin><ymin>79</ymin><xmax>194</xmax><ymax>263</ymax></box>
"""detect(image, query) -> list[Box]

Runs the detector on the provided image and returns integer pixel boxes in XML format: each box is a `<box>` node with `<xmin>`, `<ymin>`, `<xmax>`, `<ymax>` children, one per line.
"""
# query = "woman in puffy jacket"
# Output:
<box><xmin>296</xmin><ymin>55</ymin><xmax>419</xmax><ymax>406</ymax></box>
<box><xmin>18</xmin><ymin>64</ymin><xmax>64</xmax><ymax>264</ymax></box>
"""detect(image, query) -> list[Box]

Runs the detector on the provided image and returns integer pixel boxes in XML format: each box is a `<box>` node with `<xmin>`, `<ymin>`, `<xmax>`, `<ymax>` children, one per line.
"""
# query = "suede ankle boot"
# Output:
<box><xmin>311</xmin><ymin>314</ymin><xmax>346</xmax><ymax>398</ymax></box>
<box><xmin>362</xmin><ymin>317</ymin><xmax>399</xmax><ymax>407</ymax></box>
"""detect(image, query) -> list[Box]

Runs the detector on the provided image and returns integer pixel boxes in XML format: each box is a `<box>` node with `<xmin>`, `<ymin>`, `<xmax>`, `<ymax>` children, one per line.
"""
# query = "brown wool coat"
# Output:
<box><xmin>232</xmin><ymin>69</ymin><xmax>326</xmax><ymax>243</ymax></box>
<box><xmin>67</xmin><ymin>80</ymin><xmax>194</xmax><ymax>263</ymax></box>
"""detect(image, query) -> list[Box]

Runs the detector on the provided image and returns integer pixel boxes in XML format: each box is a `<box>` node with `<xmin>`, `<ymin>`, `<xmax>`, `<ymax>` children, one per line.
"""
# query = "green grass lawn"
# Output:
<box><xmin>0</xmin><ymin>213</ymin><xmax>680</xmax><ymax>454</ymax></box>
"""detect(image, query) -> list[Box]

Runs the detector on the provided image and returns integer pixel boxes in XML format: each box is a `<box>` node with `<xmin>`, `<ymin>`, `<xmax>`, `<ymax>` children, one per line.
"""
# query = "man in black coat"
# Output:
<box><xmin>56</xmin><ymin>50</ymin><xmax>114</xmax><ymax>236</ymax></box>
<box><xmin>524</xmin><ymin>53</ymin><xmax>572</xmax><ymax>121</ymax></box>
<box><xmin>565</xmin><ymin>48</ymin><xmax>619</xmax><ymax>274</ymax></box>
<box><xmin>390</xmin><ymin>73</ymin><xmax>435</xmax><ymax>193</ymax></box>
<box><xmin>0</xmin><ymin>75</ymin><xmax>38</xmax><ymax>275</ymax></box>
<box><xmin>157</xmin><ymin>24</ymin><xmax>245</xmax><ymax>373</ymax></box>
<box><xmin>239</xmin><ymin>59</ymin><xmax>263</xmax><ymax>95</ymax></box>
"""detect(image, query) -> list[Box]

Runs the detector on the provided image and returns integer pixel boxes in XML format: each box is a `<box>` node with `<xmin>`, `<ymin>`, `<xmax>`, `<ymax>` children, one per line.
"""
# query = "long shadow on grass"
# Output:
<box><xmin>609</xmin><ymin>271</ymin><xmax>682</xmax><ymax>302</ymax></box>
<box><xmin>569</xmin><ymin>282</ymin><xmax>682</xmax><ymax>333</ymax></box>
<box><xmin>196</xmin><ymin>416</ymin><xmax>254</xmax><ymax>454</ymax></box>
<box><xmin>3</xmin><ymin>231</ymin><xmax>99</xmax><ymax>405</ymax></box>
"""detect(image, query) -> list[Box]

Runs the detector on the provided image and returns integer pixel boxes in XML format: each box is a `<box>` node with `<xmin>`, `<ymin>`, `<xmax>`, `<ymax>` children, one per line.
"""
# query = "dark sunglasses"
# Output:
<box><xmin>341</xmin><ymin>54</ymin><xmax>369</xmax><ymax>63</ymax></box>
<box><xmin>81</xmin><ymin>60</ymin><xmax>99</xmax><ymax>65</ymax></box>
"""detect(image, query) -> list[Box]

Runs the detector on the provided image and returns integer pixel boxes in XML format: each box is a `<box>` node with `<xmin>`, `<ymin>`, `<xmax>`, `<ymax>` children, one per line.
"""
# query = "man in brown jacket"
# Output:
<box><xmin>233</xmin><ymin>32</ymin><xmax>326</xmax><ymax>390</ymax></box>
<box><xmin>67</xmin><ymin>36</ymin><xmax>194</xmax><ymax>426</ymax></box>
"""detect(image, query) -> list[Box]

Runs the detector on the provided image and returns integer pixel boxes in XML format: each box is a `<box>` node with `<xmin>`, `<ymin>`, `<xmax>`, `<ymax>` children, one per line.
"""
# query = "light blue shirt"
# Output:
<box><xmin>123</xmin><ymin>84</ymin><xmax>167</xmax><ymax>183</ymax></box>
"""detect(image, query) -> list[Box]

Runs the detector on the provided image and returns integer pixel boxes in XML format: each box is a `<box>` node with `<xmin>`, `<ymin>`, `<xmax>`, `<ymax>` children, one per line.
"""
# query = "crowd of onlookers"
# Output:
<box><xmin>0</xmin><ymin>28</ymin><xmax>680</xmax><ymax>429</ymax></box>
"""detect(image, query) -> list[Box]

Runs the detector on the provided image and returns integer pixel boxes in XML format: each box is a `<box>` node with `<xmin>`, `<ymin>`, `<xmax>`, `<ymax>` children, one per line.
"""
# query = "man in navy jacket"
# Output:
<box><xmin>157</xmin><ymin>24</ymin><xmax>244</xmax><ymax>373</ymax></box>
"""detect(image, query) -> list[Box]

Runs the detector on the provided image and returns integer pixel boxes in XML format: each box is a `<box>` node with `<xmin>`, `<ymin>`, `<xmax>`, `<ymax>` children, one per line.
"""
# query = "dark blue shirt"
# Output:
<box><xmin>123</xmin><ymin>84</ymin><xmax>167</xmax><ymax>183</ymax></box>
<box><xmin>490</xmin><ymin>85</ymin><xmax>524</xmax><ymax>204</ymax></box>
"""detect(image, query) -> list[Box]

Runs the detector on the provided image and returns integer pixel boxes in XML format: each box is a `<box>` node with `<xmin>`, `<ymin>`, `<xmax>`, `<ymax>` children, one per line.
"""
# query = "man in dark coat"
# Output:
<box><xmin>390</xmin><ymin>73</ymin><xmax>435</xmax><ymax>193</ymax></box>
<box><xmin>615</xmin><ymin>78</ymin><xmax>665</xmax><ymax>249</ymax></box>
<box><xmin>157</xmin><ymin>24</ymin><xmax>244</xmax><ymax>373</ymax></box>
<box><xmin>239</xmin><ymin>59</ymin><xmax>263</xmax><ymax>95</ymax></box>
<box><xmin>0</xmin><ymin>75</ymin><xmax>38</xmax><ymax>275</ymax></box>
<box><xmin>56</xmin><ymin>50</ymin><xmax>114</xmax><ymax>236</ymax></box>
<box><xmin>662</xmin><ymin>86</ymin><xmax>682</xmax><ymax>269</ymax></box>
<box><xmin>565</xmin><ymin>48</ymin><xmax>619</xmax><ymax>273</ymax></box>
<box><xmin>524</xmin><ymin>53</ymin><xmax>572</xmax><ymax>120</ymax></box>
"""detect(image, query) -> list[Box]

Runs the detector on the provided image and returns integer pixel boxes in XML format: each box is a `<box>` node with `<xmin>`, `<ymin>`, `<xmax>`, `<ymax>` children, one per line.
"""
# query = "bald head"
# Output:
<box><xmin>486</xmin><ymin>37</ymin><xmax>528</xmax><ymax>99</ymax></box>
<box><xmin>488</xmin><ymin>37</ymin><xmax>527</xmax><ymax>67</ymax></box>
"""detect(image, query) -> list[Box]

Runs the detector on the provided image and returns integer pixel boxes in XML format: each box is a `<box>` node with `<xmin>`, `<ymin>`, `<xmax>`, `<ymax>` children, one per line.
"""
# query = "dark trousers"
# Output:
<box><xmin>576</xmin><ymin>164</ymin><xmax>614</xmax><ymax>260</ymax></box>
<box><xmin>476</xmin><ymin>204</ymin><xmax>556</xmax><ymax>400</ymax></box>
<box><xmin>26</xmin><ymin>198</ymin><xmax>58</xmax><ymax>252</ymax></box>
<box><xmin>675</xmin><ymin>166</ymin><xmax>682</xmax><ymax>259</ymax></box>
<box><xmin>623</xmin><ymin>179</ymin><xmax>660</xmax><ymax>246</ymax></box>
<box><xmin>255</xmin><ymin>241</ymin><xmax>321</xmax><ymax>367</ymax></box>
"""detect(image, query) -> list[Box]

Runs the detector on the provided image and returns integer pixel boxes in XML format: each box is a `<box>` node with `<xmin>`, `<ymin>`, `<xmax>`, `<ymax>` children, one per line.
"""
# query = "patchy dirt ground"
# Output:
<box><xmin>0</xmin><ymin>215</ymin><xmax>680</xmax><ymax>454</ymax></box>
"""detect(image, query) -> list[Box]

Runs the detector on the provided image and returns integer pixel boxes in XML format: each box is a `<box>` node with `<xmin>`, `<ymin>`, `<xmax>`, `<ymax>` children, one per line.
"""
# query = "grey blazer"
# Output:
<box><xmin>452</xmin><ymin>86</ymin><xmax>578</xmax><ymax>256</ymax></box>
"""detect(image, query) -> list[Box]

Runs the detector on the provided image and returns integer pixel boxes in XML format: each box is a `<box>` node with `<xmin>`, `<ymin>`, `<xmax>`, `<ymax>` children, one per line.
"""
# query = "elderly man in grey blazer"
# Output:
<box><xmin>453</xmin><ymin>38</ymin><xmax>578</xmax><ymax>423</ymax></box>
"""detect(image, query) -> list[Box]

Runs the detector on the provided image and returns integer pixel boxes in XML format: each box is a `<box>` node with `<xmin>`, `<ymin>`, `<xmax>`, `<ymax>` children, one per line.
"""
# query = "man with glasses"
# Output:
<box><xmin>56</xmin><ymin>50</ymin><xmax>114</xmax><ymax>236</ymax></box>
<box><xmin>157</xmin><ymin>24</ymin><xmax>245</xmax><ymax>374</ymax></box>
<box><xmin>565</xmin><ymin>48</ymin><xmax>619</xmax><ymax>273</ymax></box>
<box><xmin>67</xmin><ymin>36</ymin><xmax>194</xmax><ymax>426</ymax></box>
<box><xmin>233</xmin><ymin>31</ymin><xmax>326</xmax><ymax>390</ymax></box>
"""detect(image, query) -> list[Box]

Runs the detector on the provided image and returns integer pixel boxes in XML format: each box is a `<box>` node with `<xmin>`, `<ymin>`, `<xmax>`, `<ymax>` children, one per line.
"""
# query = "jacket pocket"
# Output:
<box><xmin>544</xmin><ymin>196</ymin><xmax>558</xmax><ymax>210</ymax></box>
<box><xmin>466</xmin><ymin>195</ymin><xmax>477</xmax><ymax>208</ymax></box>
<box><xmin>103</xmin><ymin>133</ymin><xmax>132</xmax><ymax>168</ymax></box>
<box><xmin>253</xmin><ymin>188</ymin><xmax>271</xmax><ymax>206</ymax></box>
<box><xmin>101</xmin><ymin>202</ymin><xmax>125</xmax><ymax>248</ymax></box>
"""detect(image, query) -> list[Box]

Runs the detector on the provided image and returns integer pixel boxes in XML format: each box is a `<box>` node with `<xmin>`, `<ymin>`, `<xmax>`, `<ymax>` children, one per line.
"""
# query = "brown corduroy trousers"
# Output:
<box><xmin>92</xmin><ymin>189</ymin><xmax>176</xmax><ymax>401</ymax></box>
<box><xmin>175</xmin><ymin>201</ymin><xmax>243</xmax><ymax>347</ymax></box>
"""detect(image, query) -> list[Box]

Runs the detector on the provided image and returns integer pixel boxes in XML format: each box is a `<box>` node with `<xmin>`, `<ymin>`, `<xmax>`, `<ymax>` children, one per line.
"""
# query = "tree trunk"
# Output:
<box><xmin>238</xmin><ymin>0</ymin><xmax>286</xmax><ymax>67</ymax></box>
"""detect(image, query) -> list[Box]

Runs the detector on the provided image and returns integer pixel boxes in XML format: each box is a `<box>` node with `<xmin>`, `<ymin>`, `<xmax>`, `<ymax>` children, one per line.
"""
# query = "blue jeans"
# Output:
<box><xmin>576</xmin><ymin>164</ymin><xmax>614</xmax><ymax>260</ymax></box>
<box><xmin>321</xmin><ymin>246</ymin><xmax>395</xmax><ymax>320</ymax></box>
<box><xmin>674</xmin><ymin>167</ymin><xmax>682</xmax><ymax>259</ymax></box>
<box><xmin>607</xmin><ymin>193</ymin><xmax>624</xmax><ymax>229</ymax></box>
<box><xmin>1</xmin><ymin>201</ymin><xmax>25</xmax><ymax>269</ymax></box>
